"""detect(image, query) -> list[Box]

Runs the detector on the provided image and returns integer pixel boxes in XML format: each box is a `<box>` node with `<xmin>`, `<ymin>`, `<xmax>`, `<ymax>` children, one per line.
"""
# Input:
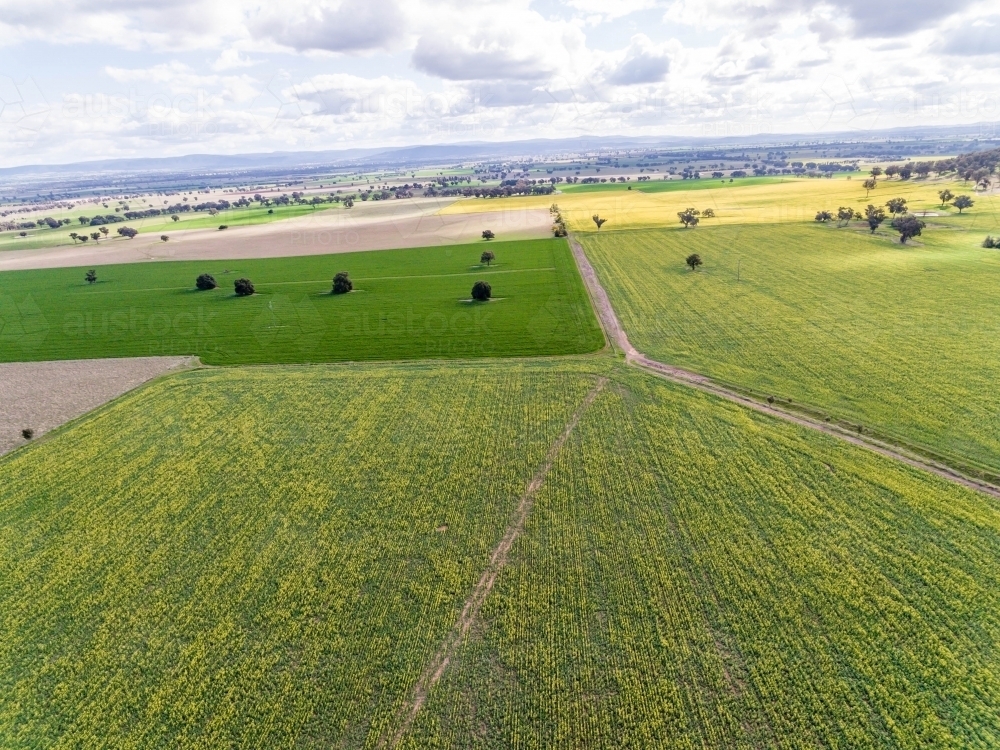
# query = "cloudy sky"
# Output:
<box><xmin>0</xmin><ymin>0</ymin><xmax>998</xmax><ymax>166</ymax></box>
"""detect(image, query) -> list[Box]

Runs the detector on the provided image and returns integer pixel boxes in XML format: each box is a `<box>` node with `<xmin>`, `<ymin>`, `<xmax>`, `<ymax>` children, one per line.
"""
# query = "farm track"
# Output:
<box><xmin>381</xmin><ymin>375</ymin><xmax>608</xmax><ymax>748</ymax></box>
<box><xmin>568</xmin><ymin>237</ymin><xmax>1000</xmax><ymax>500</ymax></box>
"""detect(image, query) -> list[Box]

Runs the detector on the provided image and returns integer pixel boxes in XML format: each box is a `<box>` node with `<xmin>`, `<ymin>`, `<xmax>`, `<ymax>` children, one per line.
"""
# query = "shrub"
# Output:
<box><xmin>482</xmin><ymin>229</ymin><xmax>495</xmax><ymax>240</ymax></box>
<box><xmin>332</xmin><ymin>271</ymin><xmax>353</xmax><ymax>294</ymax></box>
<box><xmin>471</xmin><ymin>280</ymin><xmax>492</xmax><ymax>301</ymax></box>
<box><xmin>218</xmin><ymin>225</ymin><xmax>228</xmax><ymax>230</ymax></box>
<box><xmin>117</xmin><ymin>226</ymin><xmax>138</xmax><ymax>238</ymax></box>
<box><xmin>234</xmin><ymin>278</ymin><xmax>255</xmax><ymax>296</ymax></box>
<box><xmin>196</xmin><ymin>273</ymin><xmax>218</xmax><ymax>290</ymax></box>
<box><xmin>702</xmin><ymin>208</ymin><xmax>716</xmax><ymax>218</ymax></box>
<box><xmin>160</xmin><ymin>235</ymin><xmax>169</xmax><ymax>242</ymax></box>
<box><xmin>983</xmin><ymin>236</ymin><xmax>997</xmax><ymax>249</ymax></box>
<box><xmin>21</xmin><ymin>428</ymin><xmax>33</xmax><ymax>440</ymax></box>
<box><xmin>85</xmin><ymin>269</ymin><xmax>97</xmax><ymax>284</ymax></box>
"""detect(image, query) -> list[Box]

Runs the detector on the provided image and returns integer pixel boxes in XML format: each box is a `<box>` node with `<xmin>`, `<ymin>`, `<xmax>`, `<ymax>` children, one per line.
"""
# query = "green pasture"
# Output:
<box><xmin>0</xmin><ymin>238</ymin><xmax>603</xmax><ymax>364</ymax></box>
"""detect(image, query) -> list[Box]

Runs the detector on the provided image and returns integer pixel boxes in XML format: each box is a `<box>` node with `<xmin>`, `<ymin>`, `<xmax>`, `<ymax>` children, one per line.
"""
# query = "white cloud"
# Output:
<box><xmin>606</xmin><ymin>35</ymin><xmax>671</xmax><ymax>85</ymax></box>
<box><xmin>249</xmin><ymin>0</ymin><xmax>406</xmax><ymax>54</ymax></box>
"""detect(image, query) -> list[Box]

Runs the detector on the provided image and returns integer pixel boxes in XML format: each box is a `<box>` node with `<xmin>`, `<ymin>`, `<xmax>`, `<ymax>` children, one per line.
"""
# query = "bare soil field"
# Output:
<box><xmin>0</xmin><ymin>199</ymin><xmax>553</xmax><ymax>272</ymax></box>
<box><xmin>0</xmin><ymin>356</ymin><xmax>190</xmax><ymax>456</ymax></box>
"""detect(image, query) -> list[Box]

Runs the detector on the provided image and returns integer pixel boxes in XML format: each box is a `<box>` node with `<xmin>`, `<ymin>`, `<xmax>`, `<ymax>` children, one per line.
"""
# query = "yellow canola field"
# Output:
<box><xmin>441</xmin><ymin>176</ymin><xmax>994</xmax><ymax>233</ymax></box>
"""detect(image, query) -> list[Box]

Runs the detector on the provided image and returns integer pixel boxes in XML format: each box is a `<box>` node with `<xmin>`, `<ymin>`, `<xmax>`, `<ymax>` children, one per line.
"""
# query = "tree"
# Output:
<box><xmin>952</xmin><ymin>195</ymin><xmax>974</xmax><ymax>213</ymax></box>
<box><xmin>862</xmin><ymin>178</ymin><xmax>877</xmax><ymax>198</ymax></box>
<box><xmin>69</xmin><ymin>232</ymin><xmax>79</xmax><ymax>243</ymax></box>
<box><xmin>870</xmin><ymin>166</ymin><xmax>883</xmax><ymax>178</ymax></box>
<box><xmin>481</xmin><ymin>229</ymin><xmax>495</xmax><ymax>240</ymax></box>
<box><xmin>592</xmin><ymin>214</ymin><xmax>607</xmax><ymax>230</ymax></box>
<box><xmin>344</xmin><ymin>197</ymin><xmax>354</xmax><ymax>208</ymax></box>
<box><xmin>90</xmin><ymin>231</ymin><xmax>101</xmax><ymax>242</ymax></box>
<box><xmin>332</xmin><ymin>271</ymin><xmax>353</xmax><ymax>294</ymax></box>
<box><xmin>837</xmin><ymin>206</ymin><xmax>855</xmax><ymax>226</ymax></box>
<box><xmin>196</xmin><ymin>273</ymin><xmax>217</xmax><ymax>290</ymax></box>
<box><xmin>885</xmin><ymin>197</ymin><xmax>908</xmax><ymax>216</ymax></box>
<box><xmin>891</xmin><ymin>215</ymin><xmax>925</xmax><ymax>244</ymax></box>
<box><xmin>885</xmin><ymin>165</ymin><xmax>899</xmax><ymax>178</ymax></box>
<box><xmin>686</xmin><ymin>253</ymin><xmax>703</xmax><ymax>271</ymax></box>
<box><xmin>117</xmin><ymin>226</ymin><xmax>138</xmax><ymax>239</ymax></box>
<box><xmin>938</xmin><ymin>189</ymin><xmax>954</xmax><ymax>207</ymax></box>
<box><xmin>85</xmin><ymin>269</ymin><xmax>97</xmax><ymax>284</ymax></box>
<box><xmin>702</xmin><ymin>208</ymin><xmax>716</xmax><ymax>218</ymax></box>
<box><xmin>218</xmin><ymin>225</ymin><xmax>228</xmax><ymax>230</ymax></box>
<box><xmin>678</xmin><ymin>208</ymin><xmax>700</xmax><ymax>228</ymax></box>
<box><xmin>160</xmin><ymin>235</ymin><xmax>169</xmax><ymax>242</ymax></box>
<box><xmin>171</xmin><ymin>214</ymin><xmax>179</xmax><ymax>221</ymax></box>
<box><xmin>865</xmin><ymin>204</ymin><xmax>886</xmax><ymax>233</ymax></box>
<box><xmin>480</xmin><ymin>250</ymin><xmax>495</xmax><ymax>266</ymax></box>
<box><xmin>814</xmin><ymin>210</ymin><xmax>833</xmax><ymax>222</ymax></box>
<box><xmin>234</xmin><ymin>278</ymin><xmax>255</xmax><ymax>296</ymax></box>
<box><xmin>983</xmin><ymin>236</ymin><xmax>997</xmax><ymax>249</ymax></box>
<box><xmin>79</xmin><ymin>235</ymin><xmax>88</xmax><ymax>242</ymax></box>
<box><xmin>99</xmin><ymin>226</ymin><xmax>109</xmax><ymax>238</ymax></box>
<box><xmin>978</xmin><ymin>176</ymin><xmax>992</xmax><ymax>191</ymax></box>
<box><xmin>471</xmin><ymin>280</ymin><xmax>492</xmax><ymax>301</ymax></box>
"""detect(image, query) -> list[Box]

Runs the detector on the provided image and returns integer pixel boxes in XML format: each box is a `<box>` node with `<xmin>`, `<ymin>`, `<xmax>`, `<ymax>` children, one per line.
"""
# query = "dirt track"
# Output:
<box><xmin>0</xmin><ymin>200</ymin><xmax>553</xmax><ymax>272</ymax></box>
<box><xmin>381</xmin><ymin>376</ymin><xmax>607</xmax><ymax>748</ymax></box>
<box><xmin>0</xmin><ymin>356</ymin><xmax>190</xmax><ymax>456</ymax></box>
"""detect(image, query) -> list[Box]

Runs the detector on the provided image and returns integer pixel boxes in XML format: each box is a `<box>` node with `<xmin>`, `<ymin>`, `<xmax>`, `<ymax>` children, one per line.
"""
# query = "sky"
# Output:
<box><xmin>0</xmin><ymin>0</ymin><xmax>998</xmax><ymax>166</ymax></box>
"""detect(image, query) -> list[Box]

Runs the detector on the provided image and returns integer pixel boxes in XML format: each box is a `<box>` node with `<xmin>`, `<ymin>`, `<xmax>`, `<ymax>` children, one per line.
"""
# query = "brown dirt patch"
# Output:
<box><xmin>0</xmin><ymin>356</ymin><xmax>191</xmax><ymax>456</ymax></box>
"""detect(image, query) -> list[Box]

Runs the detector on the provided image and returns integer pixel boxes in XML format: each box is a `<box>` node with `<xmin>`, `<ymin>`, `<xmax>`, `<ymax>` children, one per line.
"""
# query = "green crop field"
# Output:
<box><xmin>0</xmin><ymin>238</ymin><xmax>602</xmax><ymax>364</ymax></box>
<box><xmin>579</xmin><ymin>220</ymin><xmax>1000</xmax><ymax>474</ymax></box>
<box><xmin>0</xmin><ymin>203</ymin><xmax>339</xmax><ymax>252</ymax></box>
<box><xmin>3</xmin><ymin>361</ymin><xmax>999</xmax><ymax>747</ymax></box>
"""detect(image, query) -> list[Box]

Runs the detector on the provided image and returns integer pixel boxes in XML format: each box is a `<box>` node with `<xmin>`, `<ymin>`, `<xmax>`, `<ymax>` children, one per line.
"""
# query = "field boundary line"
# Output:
<box><xmin>380</xmin><ymin>375</ymin><xmax>608</xmax><ymax>748</ymax></box>
<box><xmin>567</xmin><ymin>236</ymin><xmax>1000</xmax><ymax>500</ymax></box>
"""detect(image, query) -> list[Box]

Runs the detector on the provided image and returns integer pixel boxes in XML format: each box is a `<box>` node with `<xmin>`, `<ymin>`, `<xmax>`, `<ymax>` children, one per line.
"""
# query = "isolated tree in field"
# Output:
<box><xmin>481</xmin><ymin>229</ymin><xmax>495</xmax><ymax>240</ymax></box>
<box><xmin>678</xmin><ymin>208</ymin><xmax>700</xmax><ymax>228</ymax></box>
<box><xmin>195</xmin><ymin>273</ymin><xmax>217</xmax><ymax>290</ymax></box>
<box><xmin>480</xmin><ymin>250</ymin><xmax>495</xmax><ymax>266</ymax></box>
<box><xmin>90</xmin><ymin>232</ymin><xmax>101</xmax><ymax>242</ymax></box>
<box><xmin>952</xmin><ymin>195</ymin><xmax>974</xmax><ymax>213</ymax></box>
<box><xmin>814</xmin><ymin>210</ymin><xmax>832</xmax><ymax>222</ymax></box>
<box><xmin>471</xmin><ymin>280</ymin><xmax>492</xmax><ymax>301</ymax></box>
<box><xmin>171</xmin><ymin>214</ymin><xmax>179</xmax><ymax>221</ymax></box>
<box><xmin>332</xmin><ymin>271</ymin><xmax>353</xmax><ymax>294</ymax></box>
<box><xmin>592</xmin><ymin>214</ymin><xmax>607</xmax><ymax>230</ymax></box>
<box><xmin>870</xmin><ymin>166</ymin><xmax>883</xmax><ymax>178</ymax></box>
<box><xmin>837</xmin><ymin>207</ymin><xmax>855</xmax><ymax>226</ymax></box>
<box><xmin>160</xmin><ymin>235</ymin><xmax>169</xmax><ymax>242</ymax></box>
<box><xmin>702</xmin><ymin>208</ymin><xmax>716</xmax><ymax>218</ymax></box>
<box><xmin>234</xmin><ymin>278</ymin><xmax>255</xmax><ymax>296</ymax></box>
<box><xmin>99</xmin><ymin>226</ymin><xmax>109</xmax><ymax>238</ymax></box>
<box><xmin>885</xmin><ymin>197</ymin><xmax>908</xmax><ymax>216</ymax></box>
<box><xmin>938</xmin><ymin>189</ymin><xmax>954</xmax><ymax>207</ymax></box>
<box><xmin>69</xmin><ymin>232</ymin><xmax>79</xmax><ymax>243</ymax></box>
<box><xmin>983</xmin><ymin>236</ymin><xmax>997</xmax><ymax>248</ymax></box>
<box><xmin>891</xmin><ymin>215</ymin><xmax>925</xmax><ymax>244</ymax></box>
<box><xmin>118</xmin><ymin>226</ymin><xmax>138</xmax><ymax>239</ymax></box>
<box><xmin>686</xmin><ymin>253</ymin><xmax>703</xmax><ymax>271</ymax></box>
<box><xmin>865</xmin><ymin>204</ymin><xmax>886</xmax><ymax>233</ymax></box>
<box><xmin>85</xmin><ymin>269</ymin><xmax>97</xmax><ymax>284</ymax></box>
<box><xmin>862</xmin><ymin>178</ymin><xmax>877</xmax><ymax>198</ymax></box>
